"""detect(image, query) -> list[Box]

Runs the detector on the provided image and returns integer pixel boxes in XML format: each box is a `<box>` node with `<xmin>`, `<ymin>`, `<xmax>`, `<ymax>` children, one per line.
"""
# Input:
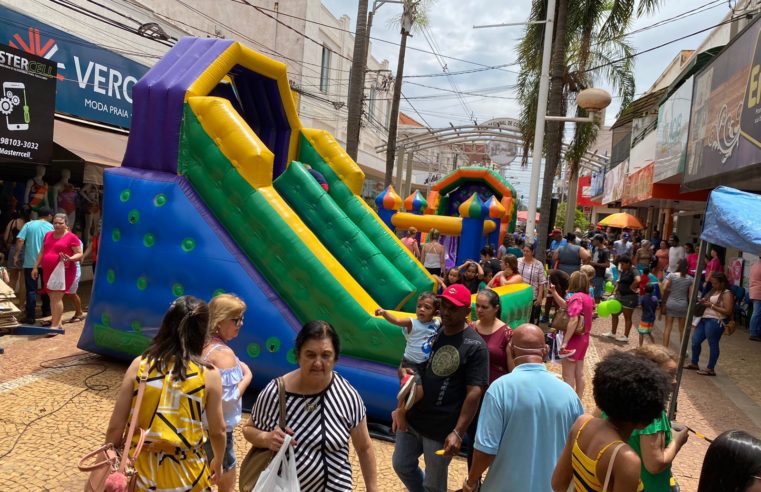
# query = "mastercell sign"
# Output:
<box><xmin>0</xmin><ymin>43</ymin><xmax>56</xmax><ymax>163</ymax></box>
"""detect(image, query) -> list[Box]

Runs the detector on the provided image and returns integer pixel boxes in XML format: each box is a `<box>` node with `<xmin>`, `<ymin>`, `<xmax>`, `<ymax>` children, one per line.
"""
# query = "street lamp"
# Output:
<box><xmin>525</xmin><ymin>84</ymin><xmax>610</xmax><ymax>240</ymax></box>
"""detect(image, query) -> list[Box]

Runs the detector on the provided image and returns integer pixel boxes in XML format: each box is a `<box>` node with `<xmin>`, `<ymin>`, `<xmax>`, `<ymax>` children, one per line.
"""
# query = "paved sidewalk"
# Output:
<box><xmin>1</xmin><ymin>305</ymin><xmax>760</xmax><ymax>491</ymax></box>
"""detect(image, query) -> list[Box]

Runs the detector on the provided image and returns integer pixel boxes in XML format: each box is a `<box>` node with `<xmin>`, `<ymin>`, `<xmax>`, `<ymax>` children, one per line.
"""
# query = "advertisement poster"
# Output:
<box><xmin>729</xmin><ymin>257</ymin><xmax>744</xmax><ymax>287</ymax></box>
<box><xmin>622</xmin><ymin>162</ymin><xmax>654</xmax><ymax>206</ymax></box>
<box><xmin>655</xmin><ymin>77</ymin><xmax>693</xmax><ymax>182</ymax></box>
<box><xmin>602</xmin><ymin>159</ymin><xmax>628</xmax><ymax>204</ymax></box>
<box><xmin>0</xmin><ymin>43</ymin><xmax>56</xmax><ymax>163</ymax></box>
<box><xmin>685</xmin><ymin>18</ymin><xmax>761</xmax><ymax>189</ymax></box>
<box><xmin>0</xmin><ymin>6</ymin><xmax>149</xmax><ymax>129</ymax></box>
<box><xmin>589</xmin><ymin>169</ymin><xmax>605</xmax><ymax>197</ymax></box>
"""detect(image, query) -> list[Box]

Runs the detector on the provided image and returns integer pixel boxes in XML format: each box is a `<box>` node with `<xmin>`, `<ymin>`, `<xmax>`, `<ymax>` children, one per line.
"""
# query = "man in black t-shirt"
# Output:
<box><xmin>392</xmin><ymin>284</ymin><xmax>488</xmax><ymax>492</ymax></box>
<box><xmin>589</xmin><ymin>235</ymin><xmax>610</xmax><ymax>303</ymax></box>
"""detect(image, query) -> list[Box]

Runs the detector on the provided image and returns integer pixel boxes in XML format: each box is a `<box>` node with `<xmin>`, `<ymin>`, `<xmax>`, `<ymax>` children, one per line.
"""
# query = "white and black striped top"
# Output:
<box><xmin>251</xmin><ymin>372</ymin><xmax>366</xmax><ymax>492</ymax></box>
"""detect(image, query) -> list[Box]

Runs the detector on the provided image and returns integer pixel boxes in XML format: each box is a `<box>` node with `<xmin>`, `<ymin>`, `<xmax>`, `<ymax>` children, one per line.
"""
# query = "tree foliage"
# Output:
<box><xmin>554</xmin><ymin>202</ymin><xmax>590</xmax><ymax>232</ymax></box>
<box><xmin>517</xmin><ymin>0</ymin><xmax>647</xmax><ymax>167</ymax></box>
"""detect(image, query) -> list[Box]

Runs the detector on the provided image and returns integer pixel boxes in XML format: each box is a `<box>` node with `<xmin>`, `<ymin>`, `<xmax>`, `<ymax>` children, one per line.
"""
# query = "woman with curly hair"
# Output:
<box><xmin>697</xmin><ymin>430</ymin><xmax>761</xmax><ymax>492</ymax></box>
<box><xmin>552</xmin><ymin>352</ymin><xmax>671</xmax><ymax>491</ymax></box>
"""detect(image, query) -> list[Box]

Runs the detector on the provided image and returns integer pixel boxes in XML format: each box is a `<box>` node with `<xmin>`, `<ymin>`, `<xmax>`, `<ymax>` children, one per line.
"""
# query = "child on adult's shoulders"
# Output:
<box><xmin>375</xmin><ymin>292</ymin><xmax>441</xmax><ymax>410</ymax></box>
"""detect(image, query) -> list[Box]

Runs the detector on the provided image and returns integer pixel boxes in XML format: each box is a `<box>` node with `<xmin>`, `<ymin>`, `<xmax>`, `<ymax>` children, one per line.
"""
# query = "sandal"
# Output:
<box><xmin>64</xmin><ymin>315</ymin><xmax>86</xmax><ymax>324</ymax></box>
<box><xmin>38</xmin><ymin>320</ymin><xmax>52</xmax><ymax>327</ymax></box>
<box><xmin>697</xmin><ymin>369</ymin><xmax>716</xmax><ymax>376</ymax></box>
<box><xmin>684</xmin><ymin>364</ymin><xmax>699</xmax><ymax>371</ymax></box>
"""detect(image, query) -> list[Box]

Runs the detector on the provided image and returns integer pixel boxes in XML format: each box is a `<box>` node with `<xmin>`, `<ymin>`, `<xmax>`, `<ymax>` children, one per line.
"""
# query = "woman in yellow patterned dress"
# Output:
<box><xmin>105</xmin><ymin>296</ymin><xmax>227</xmax><ymax>490</ymax></box>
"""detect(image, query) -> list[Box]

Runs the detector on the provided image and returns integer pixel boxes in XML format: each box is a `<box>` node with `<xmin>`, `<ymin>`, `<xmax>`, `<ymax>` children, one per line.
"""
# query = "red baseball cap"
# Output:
<box><xmin>550</xmin><ymin>228</ymin><xmax>562</xmax><ymax>235</ymax></box>
<box><xmin>438</xmin><ymin>284</ymin><xmax>472</xmax><ymax>307</ymax></box>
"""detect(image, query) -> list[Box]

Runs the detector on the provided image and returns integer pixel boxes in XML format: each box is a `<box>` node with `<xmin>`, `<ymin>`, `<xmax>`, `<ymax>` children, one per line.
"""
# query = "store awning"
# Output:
<box><xmin>53</xmin><ymin>118</ymin><xmax>128</xmax><ymax>168</ymax></box>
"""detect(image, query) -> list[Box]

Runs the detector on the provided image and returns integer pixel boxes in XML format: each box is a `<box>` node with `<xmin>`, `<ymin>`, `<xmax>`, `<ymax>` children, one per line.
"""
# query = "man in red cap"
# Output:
<box><xmin>392</xmin><ymin>284</ymin><xmax>488</xmax><ymax>491</ymax></box>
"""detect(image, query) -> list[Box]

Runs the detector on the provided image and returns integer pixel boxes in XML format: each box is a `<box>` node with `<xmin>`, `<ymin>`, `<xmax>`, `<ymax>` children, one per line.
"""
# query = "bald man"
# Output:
<box><xmin>462</xmin><ymin>324</ymin><xmax>583</xmax><ymax>492</ymax></box>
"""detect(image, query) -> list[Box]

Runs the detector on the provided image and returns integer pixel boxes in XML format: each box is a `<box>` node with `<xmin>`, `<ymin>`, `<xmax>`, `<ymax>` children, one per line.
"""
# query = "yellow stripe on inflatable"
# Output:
<box><xmin>187</xmin><ymin>96</ymin><xmax>381</xmax><ymax>315</ymax></box>
<box><xmin>392</xmin><ymin>212</ymin><xmax>496</xmax><ymax>236</ymax></box>
<box><xmin>186</xmin><ymin>42</ymin><xmax>302</xmax><ymax>169</ymax></box>
<box><xmin>301</xmin><ymin>128</ymin><xmax>365</xmax><ymax>195</ymax></box>
<box><xmin>189</xmin><ymin>97</ymin><xmax>274</xmax><ymax>188</ymax></box>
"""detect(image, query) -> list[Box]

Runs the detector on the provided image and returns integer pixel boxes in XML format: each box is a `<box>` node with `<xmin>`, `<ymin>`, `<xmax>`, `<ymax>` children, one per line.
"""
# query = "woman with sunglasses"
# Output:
<box><xmin>203</xmin><ymin>293</ymin><xmax>252</xmax><ymax>492</ymax></box>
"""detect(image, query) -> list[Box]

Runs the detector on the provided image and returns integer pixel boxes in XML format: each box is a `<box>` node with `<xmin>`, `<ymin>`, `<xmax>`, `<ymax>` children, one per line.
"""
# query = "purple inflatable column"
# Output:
<box><xmin>456</xmin><ymin>193</ymin><xmax>488</xmax><ymax>265</ymax></box>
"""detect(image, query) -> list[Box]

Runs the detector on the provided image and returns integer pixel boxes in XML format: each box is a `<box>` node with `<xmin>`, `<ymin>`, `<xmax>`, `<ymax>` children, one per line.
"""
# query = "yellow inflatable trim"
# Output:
<box><xmin>392</xmin><ymin>212</ymin><xmax>496</xmax><ymax>236</ymax></box>
<box><xmin>187</xmin><ymin>96</ymin><xmax>381</xmax><ymax>315</ymax></box>
<box><xmin>185</xmin><ymin>42</ymin><xmax>302</xmax><ymax>170</ymax></box>
<box><xmin>301</xmin><ymin>128</ymin><xmax>365</xmax><ymax>196</ymax></box>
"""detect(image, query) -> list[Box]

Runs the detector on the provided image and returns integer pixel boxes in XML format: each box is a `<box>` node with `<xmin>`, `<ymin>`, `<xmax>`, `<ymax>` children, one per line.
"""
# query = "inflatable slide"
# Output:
<box><xmin>78</xmin><ymin>38</ymin><xmax>532</xmax><ymax>420</ymax></box>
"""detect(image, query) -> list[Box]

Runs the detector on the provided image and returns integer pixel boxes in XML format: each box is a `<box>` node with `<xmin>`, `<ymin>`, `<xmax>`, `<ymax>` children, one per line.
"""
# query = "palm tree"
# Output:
<box><xmin>517</xmin><ymin>0</ymin><xmax>661</xmax><ymax>260</ymax></box>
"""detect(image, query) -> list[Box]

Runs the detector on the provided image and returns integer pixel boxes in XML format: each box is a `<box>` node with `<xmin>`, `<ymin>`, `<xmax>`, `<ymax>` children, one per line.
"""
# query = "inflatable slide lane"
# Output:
<box><xmin>78</xmin><ymin>38</ymin><xmax>531</xmax><ymax>420</ymax></box>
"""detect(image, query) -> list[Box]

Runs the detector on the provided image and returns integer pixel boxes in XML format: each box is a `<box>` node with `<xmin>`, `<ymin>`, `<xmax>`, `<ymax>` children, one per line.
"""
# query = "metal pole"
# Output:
<box><xmin>669</xmin><ymin>239</ymin><xmax>708</xmax><ymax>420</ymax></box>
<box><xmin>525</xmin><ymin>0</ymin><xmax>555</xmax><ymax>241</ymax></box>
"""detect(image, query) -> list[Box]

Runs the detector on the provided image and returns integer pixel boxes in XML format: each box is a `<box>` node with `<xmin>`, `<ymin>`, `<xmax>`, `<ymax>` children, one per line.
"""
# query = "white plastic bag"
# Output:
<box><xmin>47</xmin><ymin>260</ymin><xmax>66</xmax><ymax>291</ymax></box>
<box><xmin>549</xmin><ymin>331</ymin><xmax>564</xmax><ymax>365</ymax></box>
<box><xmin>253</xmin><ymin>434</ymin><xmax>300</xmax><ymax>492</ymax></box>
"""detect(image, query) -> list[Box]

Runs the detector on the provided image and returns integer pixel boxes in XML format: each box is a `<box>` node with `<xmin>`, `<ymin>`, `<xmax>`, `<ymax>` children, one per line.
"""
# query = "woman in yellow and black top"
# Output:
<box><xmin>552</xmin><ymin>352</ymin><xmax>671</xmax><ymax>492</ymax></box>
<box><xmin>105</xmin><ymin>296</ymin><xmax>227</xmax><ymax>491</ymax></box>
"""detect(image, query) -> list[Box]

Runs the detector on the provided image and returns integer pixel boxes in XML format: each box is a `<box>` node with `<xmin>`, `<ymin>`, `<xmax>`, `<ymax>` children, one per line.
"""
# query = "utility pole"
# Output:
<box><xmin>384</xmin><ymin>0</ymin><xmax>416</xmax><ymax>187</ymax></box>
<box><xmin>345</xmin><ymin>0</ymin><xmax>369</xmax><ymax>160</ymax></box>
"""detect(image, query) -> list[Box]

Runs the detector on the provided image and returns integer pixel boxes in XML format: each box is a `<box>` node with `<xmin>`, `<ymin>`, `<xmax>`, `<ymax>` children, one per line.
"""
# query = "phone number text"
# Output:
<box><xmin>0</xmin><ymin>137</ymin><xmax>39</xmax><ymax>150</ymax></box>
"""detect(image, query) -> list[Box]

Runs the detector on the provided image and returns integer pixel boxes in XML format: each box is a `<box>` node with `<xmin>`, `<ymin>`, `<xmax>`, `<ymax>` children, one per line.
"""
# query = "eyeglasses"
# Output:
<box><xmin>231</xmin><ymin>317</ymin><xmax>244</xmax><ymax>325</ymax></box>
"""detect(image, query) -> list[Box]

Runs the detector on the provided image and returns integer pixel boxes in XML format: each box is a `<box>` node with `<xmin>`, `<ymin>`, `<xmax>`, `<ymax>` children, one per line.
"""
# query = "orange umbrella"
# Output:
<box><xmin>598</xmin><ymin>212</ymin><xmax>644</xmax><ymax>230</ymax></box>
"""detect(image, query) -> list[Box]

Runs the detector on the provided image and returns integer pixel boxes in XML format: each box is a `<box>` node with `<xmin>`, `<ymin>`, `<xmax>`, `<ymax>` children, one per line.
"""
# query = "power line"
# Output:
<box><xmin>584</xmin><ymin>8</ymin><xmax>759</xmax><ymax>74</ymax></box>
<box><xmin>237</xmin><ymin>0</ymin><xmax>520</xmax><ymax>74</ymax></box>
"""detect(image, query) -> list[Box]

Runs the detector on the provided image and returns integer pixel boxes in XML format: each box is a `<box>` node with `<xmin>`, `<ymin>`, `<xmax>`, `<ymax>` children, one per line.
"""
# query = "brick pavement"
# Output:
<box><xmin>1</xmin><ymin>299</ymin><xmax>760</xmax><ymax>491</ymax></box>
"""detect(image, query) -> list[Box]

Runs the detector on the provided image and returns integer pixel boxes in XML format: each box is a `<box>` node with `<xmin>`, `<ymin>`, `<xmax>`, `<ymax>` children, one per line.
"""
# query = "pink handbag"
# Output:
<box><xmin>79</xmin><ymin>368</ymin><xmax>148</xmax><ymax>491</ymax></box>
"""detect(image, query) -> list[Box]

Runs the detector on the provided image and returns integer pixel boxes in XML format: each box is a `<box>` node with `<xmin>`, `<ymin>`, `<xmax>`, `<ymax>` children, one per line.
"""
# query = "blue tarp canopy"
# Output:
<box><xmin>702</xmin><ymin>186</ymin><xmax>761</xmax><ymax>257</ymax></box>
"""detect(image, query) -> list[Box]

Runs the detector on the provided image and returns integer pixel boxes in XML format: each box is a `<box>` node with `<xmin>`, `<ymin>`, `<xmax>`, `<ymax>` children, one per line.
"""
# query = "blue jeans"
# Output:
<box><xmin>23</xmin><ymin>267</ymin><xmax>50</xmax><ymax>321</ymax></box>
<box><xmin>691</xmin><ymin>318</ymin><xmax>723</xmax><ymax>370</ymax></box>
<box><xmin>392</xmin><ymin>426</ymin><xmax>452</xmax><ymax>492</ymax></box>
<box><xmin>750</xmin><ymin>300</ymin><xmax>761</xmax><ymax>337</ymax></box>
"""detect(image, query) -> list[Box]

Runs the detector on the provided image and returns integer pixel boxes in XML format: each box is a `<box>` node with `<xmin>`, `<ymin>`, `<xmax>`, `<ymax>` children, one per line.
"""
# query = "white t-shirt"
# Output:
<box><xmin>403</xmin><ymin>318</ymin><xmax>440</xmax><ymax>364</ymax></box>
<box><xmin>668</xmin><ymin>246</ymin><xmax>685</xmax><ymax>273</ymax></box>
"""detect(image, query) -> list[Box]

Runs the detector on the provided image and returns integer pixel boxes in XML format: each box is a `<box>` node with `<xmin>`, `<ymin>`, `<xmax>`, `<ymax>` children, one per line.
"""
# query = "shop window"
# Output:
<box><xmin>320</xmin><ymin>46</ymin><xmax>332</xmax><ymax>93</ymax></box>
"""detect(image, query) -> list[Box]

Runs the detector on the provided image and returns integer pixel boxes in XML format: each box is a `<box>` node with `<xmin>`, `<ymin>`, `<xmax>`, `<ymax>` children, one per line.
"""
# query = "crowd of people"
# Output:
<box><xmin>90</xmin><ymin>222</ymin><xmax>761</xmax><ymax>492</ymax></box>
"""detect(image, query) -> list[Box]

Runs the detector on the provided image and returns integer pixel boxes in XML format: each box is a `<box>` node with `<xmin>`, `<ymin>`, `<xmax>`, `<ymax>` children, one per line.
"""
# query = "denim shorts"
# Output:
<box><xmin>205</xmin><ymin>430</ymin><xmax>237</xmax><ymax>472</ymax></box>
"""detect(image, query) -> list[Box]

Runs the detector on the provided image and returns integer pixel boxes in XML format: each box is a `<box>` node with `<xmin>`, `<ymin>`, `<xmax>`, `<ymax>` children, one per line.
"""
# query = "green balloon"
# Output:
<box><xmin>604</xmin><ymin>281</ymin><xmax>615</xmax><ymax>293</ymax></box>
<box><xmin>608</xmin><ymin>299</ymin><xmax>623</xmax><ymax>314</ymax></box>
<box><xmin>597</xmin><ymin>302</ymin><xmax>611</xmax><ymax>317</ymax></box>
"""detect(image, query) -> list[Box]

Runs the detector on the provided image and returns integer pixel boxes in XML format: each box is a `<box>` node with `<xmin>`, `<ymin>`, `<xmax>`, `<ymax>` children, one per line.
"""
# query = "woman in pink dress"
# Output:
<box><xmin>549</xmin><ymin>271</ymin><xmax>594</xmax><ymax>399</ymax></box>
<box><xmin>32</xmin><ymin>214</ymin><xmax>82</xmax><ymax>329</ymax></box>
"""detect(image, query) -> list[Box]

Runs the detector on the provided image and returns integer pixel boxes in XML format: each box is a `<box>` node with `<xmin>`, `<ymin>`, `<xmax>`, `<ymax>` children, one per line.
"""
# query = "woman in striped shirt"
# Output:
<box><xmin>243</xmin><ymin>321</ymin><xmax>378</xmax><ymax>492</ymax></box>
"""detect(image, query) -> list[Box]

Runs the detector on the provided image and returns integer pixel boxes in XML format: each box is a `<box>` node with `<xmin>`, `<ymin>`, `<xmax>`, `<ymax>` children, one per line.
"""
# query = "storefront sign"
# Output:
<box><xmin>589</xmin><ymin>169</ymin><xmax>605</xmax><ymax>197</ymax></box>
<box><xmin>655</xmin><ymin>77</ymin><xmax>693</xmax><ymax>182</ymax></box>
<box><xmin>622</xmin><ymin>162</ymin><xmax>654</xmax><ymax>206</ymax></box>
<box><xmin>577</xmin><ymin>175</ymin><xmax>603</xmax><ymax>207</ymax></box>
<box><xmin>685</xmin><ymin>17</ymin><xmax>761</xmax><ymax>189</ymax></box>
<box><xmin>0</xmin><ymin>43</ymin><xmax>56</xmax><ymax>163</ymax></box>
<box><xmin>0</xmin><ymin>6</ymin><xmax>149</xmax><ymax>128</ymax></box>
<box><xmin>602</xmin><ymin>159</ymin><xmax>628</xmax><ymax>204</ymax></box>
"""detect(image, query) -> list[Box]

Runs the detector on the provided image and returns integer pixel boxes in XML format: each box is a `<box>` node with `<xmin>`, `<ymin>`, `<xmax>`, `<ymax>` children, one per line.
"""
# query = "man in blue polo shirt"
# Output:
<box><xmin>14</xmin><ymin>207</ymin><xmax>53</xmax><ymax>324</ymax></box>
<box><xmin>461</xmin><ymin>324</ymin><xmax>583</xmax><ymax>492</ymax></box>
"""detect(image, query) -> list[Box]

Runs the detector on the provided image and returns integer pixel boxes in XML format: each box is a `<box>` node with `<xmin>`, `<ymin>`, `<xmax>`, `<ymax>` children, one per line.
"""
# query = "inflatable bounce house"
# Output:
<box><xmin>77</xmin><ymin>38</ymin><xmax>532</xmax><ymax>420</ymax></box>
<box><xmin>376</xmin><ymin>166</ymin><xmax>518</xmax><ymax>269</ymax></box>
